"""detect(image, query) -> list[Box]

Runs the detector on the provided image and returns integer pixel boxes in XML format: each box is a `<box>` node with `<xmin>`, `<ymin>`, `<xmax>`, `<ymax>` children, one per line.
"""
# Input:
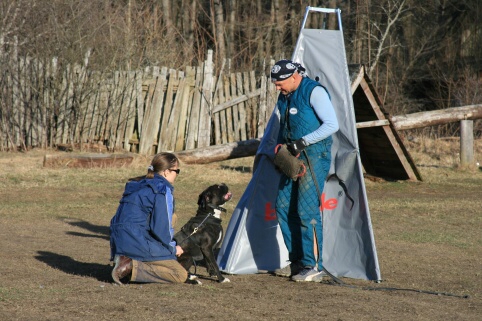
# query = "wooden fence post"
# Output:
<box><xmin>460</xmin><ymin>119</ymin><xmax>474</xmax><ymax>167</ymax></box>
<box><xmin>174</xmin><ymin>67</ymin><xmax>195</xmax><ymax>151</ymax></box>
<box><xmin>157</xmin><ymin>69</ymin><xmax>177</xmax><ymax>152</ymax></box>
<box><xmin>223</xmin><ymin>62</ymin><xmax>235</xmax><ymax>143</ymax></box>
<box><xmin>236</xmin><ymin>72</ymin><xmax>248</xmax><ymax>141</ymax></box>
<box><xmin>186</xmin><ymin>65</ymin><xmax>203</xmax><ymax>149</ymax></box>
<box><xmin>258</xmin><ymin>75</ymin><xmax>268</xmax><ymax>138</ymax></box>
<box><xmin>123</xmin><ymin>71</ymin><xmax>138</xmax><ymax>152</ymax></box>
<box><xmin>198</xmin><ymin>50</ymin><xmax>214</xmax><ymax>148</ymax></box>
<box><xmin>138</xmin><ymin>68</ymin><xmax>167</xmax><ymax>155</ymax></box>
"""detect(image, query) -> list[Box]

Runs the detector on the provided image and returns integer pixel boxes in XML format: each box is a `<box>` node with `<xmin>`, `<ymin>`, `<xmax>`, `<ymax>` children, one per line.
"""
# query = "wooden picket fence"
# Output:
<box><xmin>0</xmin><ymin>49</ymin><xmax>278</xmax><ymax>154</ymax></box>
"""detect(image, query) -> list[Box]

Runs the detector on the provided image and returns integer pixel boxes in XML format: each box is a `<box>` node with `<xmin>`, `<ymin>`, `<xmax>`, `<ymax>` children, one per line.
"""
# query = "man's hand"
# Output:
<box><xmin>286</xmin><ymin>138</ymin><xmax>307</xmax><ymax>156</ymax></box>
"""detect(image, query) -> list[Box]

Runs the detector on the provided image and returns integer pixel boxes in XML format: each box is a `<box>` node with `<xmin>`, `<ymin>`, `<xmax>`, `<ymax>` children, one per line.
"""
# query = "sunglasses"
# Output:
<box><xmin>169</xmin><ymin>169</ymin><xmax>181</xmax><ymax>174</ymax></box>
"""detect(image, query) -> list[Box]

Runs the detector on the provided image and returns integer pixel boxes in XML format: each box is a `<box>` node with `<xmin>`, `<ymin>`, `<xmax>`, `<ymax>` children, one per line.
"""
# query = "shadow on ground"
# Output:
<box><xmin>35</xmin><ymin>251</ymin><xmax>111</xmax><ymax>283</ymax></box>
<box><xmin>62</xmin><ymin>218</ymin><xmax>110</xmax><ymax>241</ymax></box>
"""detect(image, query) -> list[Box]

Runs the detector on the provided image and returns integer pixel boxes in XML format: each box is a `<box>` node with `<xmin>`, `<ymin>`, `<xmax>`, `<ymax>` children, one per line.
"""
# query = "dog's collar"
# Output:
<box><xmin>207</xmin><ymin>204</ymin><xmax>227</xmax><ymax>212</ymax></box>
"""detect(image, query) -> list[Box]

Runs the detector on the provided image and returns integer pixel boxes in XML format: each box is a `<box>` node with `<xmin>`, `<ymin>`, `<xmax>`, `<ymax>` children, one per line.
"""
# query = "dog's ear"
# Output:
<box><xmin>198</xmin><ymin>191</ymin><xmax>212</xmax><ymax>208</ymax></box>
<box><xmin>197</xmin><ymin>193</ymin><xmax>205</xmax><ymax>207</ymax></box>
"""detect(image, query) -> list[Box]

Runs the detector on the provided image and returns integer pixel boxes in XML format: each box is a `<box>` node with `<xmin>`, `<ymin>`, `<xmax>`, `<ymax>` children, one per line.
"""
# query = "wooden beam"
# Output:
<box><xmin>391</xmin><ymin>105</ymin><xmax>482</xmax><ymax>130</ymax></box>
<box><xmin>211</xmin><ymin>88</ymin><xmax>262</xmax><ymax>113</ymax></box>
<box><xmin>350</xmin><ymin>65</ymin><xmax>365</xmax><ymax>95</ymax></box>
<box><xmin>43</xmin><ymin>153</ymin><xmax>135</xmax><ymax>168</ymax></box>
<box><xmin>172</xmin><ymin>105</ymin><xmax>482</xmax><ymax>165</ymax></box>
<box><xmin>356</xmin><ymin>119</ymin><xmax>389</xmax><ymax>128</ymax></box>
<box><xmin>175</xmin><ymin>139</ymin><xmax>261</xmax><ymax>164</ymax></box>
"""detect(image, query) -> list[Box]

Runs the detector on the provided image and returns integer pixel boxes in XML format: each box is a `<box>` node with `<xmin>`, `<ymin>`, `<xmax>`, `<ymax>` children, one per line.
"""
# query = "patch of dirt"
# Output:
<box><xmin>0</xmin><ymin>150</ymin><xmax>480</xmax><ymax>320</ymax></box>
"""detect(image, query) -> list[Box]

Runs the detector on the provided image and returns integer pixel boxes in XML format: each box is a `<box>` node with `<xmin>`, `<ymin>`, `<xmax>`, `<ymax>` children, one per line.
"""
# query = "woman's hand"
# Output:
<box><xmin>175</xmin><ymin>245</ymin><xmax>184</xmax><ymax>257</ymax></box>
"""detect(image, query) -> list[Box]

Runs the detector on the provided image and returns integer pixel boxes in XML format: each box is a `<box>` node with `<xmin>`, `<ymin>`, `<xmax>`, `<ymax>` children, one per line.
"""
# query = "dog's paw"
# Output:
<box><xmin>186</xmin><ymin>274</ymin><xmax>202</xmax><ymax>285</ymax></box>
<box><xmin>220</xmin><ymin>277</ymin><xmax>230</xmax><ymax>283</ymax></box>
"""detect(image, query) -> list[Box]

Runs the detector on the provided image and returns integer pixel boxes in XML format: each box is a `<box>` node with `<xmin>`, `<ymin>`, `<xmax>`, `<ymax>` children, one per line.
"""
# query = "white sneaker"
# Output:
<box><xmin>311</xmin><ymin>270</ymin><xmax>328</xmax><ymax>282</ymax></box>
<box><xmin>291</xmin><ymin>267</ymin><xmax>322</xmax><ymax>282</ymax></box>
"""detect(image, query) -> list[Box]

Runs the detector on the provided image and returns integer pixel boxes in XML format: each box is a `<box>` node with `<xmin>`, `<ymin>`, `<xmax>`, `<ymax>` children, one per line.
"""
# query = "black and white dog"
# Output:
<box><xmin>174</xmin><ymin>183</ymin><xmax>232</xmax><ymax>283</ymax></box>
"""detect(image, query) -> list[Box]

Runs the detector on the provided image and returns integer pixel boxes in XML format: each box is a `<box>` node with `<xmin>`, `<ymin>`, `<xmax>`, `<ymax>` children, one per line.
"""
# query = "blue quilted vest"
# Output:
<box><xmin>277</xmin><ymin>77</ymin><xmax>329</xmax><ymax>146</ymax></box>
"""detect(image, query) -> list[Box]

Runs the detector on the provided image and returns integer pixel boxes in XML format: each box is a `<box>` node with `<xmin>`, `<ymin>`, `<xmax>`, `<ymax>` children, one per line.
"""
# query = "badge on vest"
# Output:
<box><xmin>289</xmin><ymin>107</ymin><xmax>298</xmax><ymax>115</ymax></box>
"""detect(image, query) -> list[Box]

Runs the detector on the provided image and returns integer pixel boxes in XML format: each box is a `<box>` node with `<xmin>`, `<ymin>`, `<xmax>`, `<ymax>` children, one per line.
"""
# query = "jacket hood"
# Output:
<box><xmin>123</xmin><ymin>173</ymin><xmax>173</xmax><ymax>196</ymax></box>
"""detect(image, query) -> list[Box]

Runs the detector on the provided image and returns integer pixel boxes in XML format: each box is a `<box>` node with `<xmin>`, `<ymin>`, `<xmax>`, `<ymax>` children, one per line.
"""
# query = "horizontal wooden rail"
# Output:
<box><xmin>212</xmin><ymin>88</ymin><xmax>262</xmax><ymax>113</ymax></box>
<box><xmin>175</xmin><ymin>105</ymin><xmax>482</xmax><ymax>164</ymax></box>
<box><xmin>356</xmin><ymin>119</ymin><xmax>390</xmax><ymax>128</ymax></box>
<box><xmin>391</xmin><ymin>104</ymin><xmax>482</xmax><ymax>130</ymax></box>
<box><xmin>175</xmin><ymin>138</ymin><xmax>261</xmax><ymax>164</ymax></box>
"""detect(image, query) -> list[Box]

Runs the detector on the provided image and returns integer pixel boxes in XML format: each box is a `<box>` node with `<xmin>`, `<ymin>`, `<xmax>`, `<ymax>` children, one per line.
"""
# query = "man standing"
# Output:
<box><xmin>271</xmin><ymin>59</ymin><xmax>339</xmax><ymax>282</ymax></box>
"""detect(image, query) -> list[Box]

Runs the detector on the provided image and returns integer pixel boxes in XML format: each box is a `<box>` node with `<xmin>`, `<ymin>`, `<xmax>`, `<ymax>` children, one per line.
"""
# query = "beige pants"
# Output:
<box><xmin>131</xmin><ymin>259</ymin><xmax>187</xmax><ymax>284</ymax></box>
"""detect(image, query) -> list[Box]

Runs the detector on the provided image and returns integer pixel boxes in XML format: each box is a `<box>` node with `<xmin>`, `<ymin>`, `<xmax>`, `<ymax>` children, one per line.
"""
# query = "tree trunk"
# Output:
<box><xmin>212</xmin><ymin>0</ymin><xmax>226</xmax><ymax>66</ymax></box>
<box><xmin>189</xmin><ymin>0</ymin><xmax>197</xmax><ymax>61</ymax></box>
<box><xmin>327</xmin><ymin>0</ymin><xmax>338</xmax><ymax>29</ymax></box>
<box><xmin>273</xmin><ymin>0</ymin><xmax>284</xmax><ymax>56</ymax></box>
<box><xmin>126</xmin><ymin>0</ymin><xmax>132</xmax><ymax>69</ymax></box>
<box><xmin>289</xmin><ymin>3</ymin><xmax>297</xmax><ymax>46</ymax></box>
<box><xmin>161</xmin><ymin>0</ymin><xmax>173</xmax><ymax>34</ymax></box>
<box><xmin>256</xmin><ymin>0</ymin><xmax>264</xmax><ymax>61</ymax></box>
<box><xmin>227</xmin><ymin>0</ymin><xmax>236</xmax><ymax>59</ymax></box>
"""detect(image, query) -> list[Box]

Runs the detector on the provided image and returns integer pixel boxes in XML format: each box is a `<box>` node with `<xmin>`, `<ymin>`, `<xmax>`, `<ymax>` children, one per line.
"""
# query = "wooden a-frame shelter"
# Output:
<box><xmin>349</xmin><ymin>64</ymin><xmax>422</xmax><ymax>181</ymax></box>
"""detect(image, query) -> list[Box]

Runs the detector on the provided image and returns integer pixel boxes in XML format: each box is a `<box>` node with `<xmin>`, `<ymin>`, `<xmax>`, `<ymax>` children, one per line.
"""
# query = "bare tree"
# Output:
<box><xmin>1</xmin><ymin>0</ymin><xmax>480</xmax><ymax>134</ymax></box>
<box><xmin>226</xmin><ymin>0</ymin><xmax>237</xmax><ymax>59</ymax></box>
<box><xmin>212</xmin><ymin>0</ymin><xmax>226</xmax><ymax>66</ymax></box>
<box><xmin>161</xmin><ymin>0</ymin><xmax>174</xmax><ymax>34</ymax></box>
<box><xmin>0</xmin><ymin>1</ymin><xmax>35</xmax><ymax>56</ymax></box>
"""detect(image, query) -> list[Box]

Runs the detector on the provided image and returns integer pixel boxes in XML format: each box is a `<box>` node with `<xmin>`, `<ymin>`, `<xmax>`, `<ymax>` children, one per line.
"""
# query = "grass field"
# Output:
<box><xmin>0</xmin><ymin>138</ymin><xmax>481</xmax><ymax>320</ymax></box>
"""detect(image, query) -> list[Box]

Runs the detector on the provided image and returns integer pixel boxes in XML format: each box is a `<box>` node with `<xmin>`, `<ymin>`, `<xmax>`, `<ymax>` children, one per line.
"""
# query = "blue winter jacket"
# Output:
<box><xmin>110</xmin><ymin>173</ymin><xmax>177</xmax><ymax>262</ymax></box>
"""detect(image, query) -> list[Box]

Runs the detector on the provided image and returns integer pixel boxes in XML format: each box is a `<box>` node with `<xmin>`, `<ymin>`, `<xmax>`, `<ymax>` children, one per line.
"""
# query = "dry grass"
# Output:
<box><xmin>0</xmin><ymin>137</ymin><xmax>481</xmax><ymax>320</ymax></box>
<box><xmin>405</xmin><ymin>136</ymin><xmax>482</xmax><ymax>170</ymax></box>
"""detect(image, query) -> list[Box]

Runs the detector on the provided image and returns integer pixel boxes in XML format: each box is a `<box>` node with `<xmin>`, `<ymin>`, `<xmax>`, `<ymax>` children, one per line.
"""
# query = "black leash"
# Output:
<box><xmin>177</xmin><ymin>213</ymin><xmax>212</xmax><ymax>245</ymax></box>
<box><xmin>321</xmin><ymin>268</ymin><xmax>470</xmax><ymax>299</ymax></box>
<box><xmin>301</xmin><ymin>154</ymin><xmax>468</xmax><ymax>299</ymax></box>
<box><xmin>302</xmin><ymin>150</ymin><xmax>324</xmax><ymax>208</ymax></box>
